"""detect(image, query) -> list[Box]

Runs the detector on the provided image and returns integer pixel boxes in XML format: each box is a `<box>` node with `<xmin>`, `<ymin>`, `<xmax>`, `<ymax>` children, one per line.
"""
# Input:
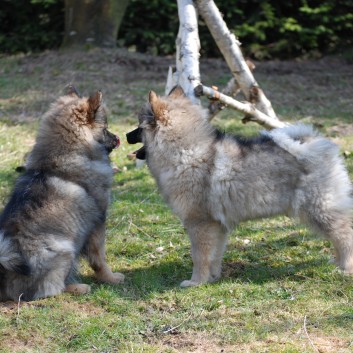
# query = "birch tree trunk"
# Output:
<box><xmin>165</xmin><ymin>0</ymin><xmax>201</xmax><ymax>104</ymax></box>
<box><xmin>195</xmin><ymin>0</ymin><xmax>278</xmax><ymax>120</ymax></box>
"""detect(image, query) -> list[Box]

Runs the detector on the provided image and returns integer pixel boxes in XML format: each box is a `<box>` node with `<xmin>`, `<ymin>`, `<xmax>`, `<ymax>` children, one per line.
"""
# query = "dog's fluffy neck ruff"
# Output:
<box><xmin>144</xmin><ymin>98</ymin><xmax>214</xmax><ymax>162</ymax></box>
<box><xmin>27</xmin><ymin>101</ymin><xmax>111</xmax><ymax>174</ymax></box>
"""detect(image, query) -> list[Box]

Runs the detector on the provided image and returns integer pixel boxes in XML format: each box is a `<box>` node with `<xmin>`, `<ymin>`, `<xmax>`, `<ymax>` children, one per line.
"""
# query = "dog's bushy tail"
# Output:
<box><xmin>264</xmin><ymin>124</ymin><xmax>353</xmax><ymax>212</ymax></box>
<box><xmin>263</xmin><ymin>124</ymin><xmax>338</xmax><ymax>165</ymax></box>
<box><xmin>0</xmin><ymin>231</ymin><xmax>30</xmax><ymax>275</ymax></box>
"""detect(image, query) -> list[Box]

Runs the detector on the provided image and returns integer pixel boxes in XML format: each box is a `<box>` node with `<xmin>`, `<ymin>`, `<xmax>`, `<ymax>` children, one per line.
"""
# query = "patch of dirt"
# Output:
<box><xmin>1</xmin><ymin>336</ymin><xmax>43</xmax><ymax>353</ymax></box>
<box><xmin>149</xmin><ymin>331</ymin><xmax>231</xmax><ymax>353</ymax></box>
<box><xmin>149</xmin><ymin>331</ymin><xmax>352</xmax><ymax>353</ymax></box>
<box><xmin>328</xmin><ymin>123</ymin><xmax>353</xmax><ymax>137</ymax></box>
<box><xmin>0</xmin><ymin>298</ymin><xmax>107</xmax><ymax>353</ymax></box>
<box><xmin>0</xmin><ymin>298</ymin><xmax>105</xmax><ymax>316</ymax></box>
<box><xmin>0</xmin><ymin>300</ymin><xmax>49</xmax><ymax>314</ymax></box>
<box><xmin>311</xmin><ymin>336</ymin><xmax>350</xmax><ymax>353</ymax></box>
<box><xmin>1</xmin><ymin>48</ymin><xmax>352</xmax><ymax>127</ymax></box>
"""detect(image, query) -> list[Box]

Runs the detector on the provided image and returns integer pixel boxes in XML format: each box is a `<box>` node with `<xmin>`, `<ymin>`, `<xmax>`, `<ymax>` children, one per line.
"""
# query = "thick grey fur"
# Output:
<box><xmin>138</xmin><ymin>87</ymin><xmax>353</xmax><ymax>287</ymax></box>
<box><xmin>0</xmin><ymin>92</ymin><xmax>124</xmax><ymax>301</ymax></box>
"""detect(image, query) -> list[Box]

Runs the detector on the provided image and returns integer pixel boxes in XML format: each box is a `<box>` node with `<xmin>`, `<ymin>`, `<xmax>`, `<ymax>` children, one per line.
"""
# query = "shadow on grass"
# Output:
<box><xmin>87</xmin><ymin>231</ymin><xmax>336</xmax><ymax>300</ymax></box>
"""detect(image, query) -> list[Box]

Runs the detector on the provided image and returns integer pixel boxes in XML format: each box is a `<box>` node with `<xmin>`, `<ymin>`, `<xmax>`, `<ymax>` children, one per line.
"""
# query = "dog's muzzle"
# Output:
<box><xmin>126</xmin><ymin>127</ymin><xmax>146</xmax><ymax>160</ymax></box>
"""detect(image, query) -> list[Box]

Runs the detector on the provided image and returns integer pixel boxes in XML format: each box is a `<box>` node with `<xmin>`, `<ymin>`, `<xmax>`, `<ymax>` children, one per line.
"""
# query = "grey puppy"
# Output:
<box><xmin>0</xmin><ymin>88</ymin><xmax>124</xmax><ymax>301</ymax></box>
<box><xmin>131</xmin><ymin>86</ymin><xmax>353</xmax><ymax>287</ymax></box>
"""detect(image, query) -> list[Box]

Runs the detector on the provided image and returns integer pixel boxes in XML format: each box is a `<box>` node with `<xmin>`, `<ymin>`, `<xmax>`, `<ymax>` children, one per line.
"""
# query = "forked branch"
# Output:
<box><xmin>168</xmin><ymin>0</ymin><xmax>288</xmax><ymax>129</ymax></box>
<box><xmin>195</xmin><ymin>85</ymin><xmax>288</xmax><ymax>129</ymax></box>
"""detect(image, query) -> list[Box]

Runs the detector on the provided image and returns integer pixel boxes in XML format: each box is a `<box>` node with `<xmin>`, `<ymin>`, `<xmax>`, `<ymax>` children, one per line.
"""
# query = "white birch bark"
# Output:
<box><xmin>195</xmin><ymin>0</ymin><xmax>278</xmax><ymax>120</ymax></box>
<box><xmin>165</xmin><ymin>0</ymin><xmax>201</xmax><ymax>104</ymax></box>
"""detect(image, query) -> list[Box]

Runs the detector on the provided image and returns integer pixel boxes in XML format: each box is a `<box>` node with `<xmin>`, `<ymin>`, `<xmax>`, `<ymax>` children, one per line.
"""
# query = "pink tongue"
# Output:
<box><xmin>115</xmin><ymin>136</ymin><xmax>120</xmax><ymax>148</ymax></box>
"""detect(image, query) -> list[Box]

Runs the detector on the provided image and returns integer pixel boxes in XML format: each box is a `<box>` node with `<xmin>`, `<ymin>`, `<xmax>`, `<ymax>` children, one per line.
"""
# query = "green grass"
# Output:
<box><xmin>0</xmin><ymin>49</ymin><xmax>353</xmax><ymax>353</ymax></box>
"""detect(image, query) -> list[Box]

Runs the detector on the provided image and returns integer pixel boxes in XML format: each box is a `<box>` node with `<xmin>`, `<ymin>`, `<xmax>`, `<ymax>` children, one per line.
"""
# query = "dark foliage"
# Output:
<box><xmin>1</xmin><ymin>0</ymin><xmax>352</xmax><ymax>59</ymax></box>
<box><xmin>119</xmin><ymin>0</ymin><xmax>353</xmax><ymax>59</ymax></box>
<box><xmin>0</xmin><ymin>0</ymin><xmax>64</xmax><ymax>54</ymax></box>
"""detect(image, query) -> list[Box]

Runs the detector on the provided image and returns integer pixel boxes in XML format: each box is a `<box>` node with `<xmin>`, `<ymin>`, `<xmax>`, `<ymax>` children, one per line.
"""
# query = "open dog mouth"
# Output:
<box><xmin>133</xmin><ymin>145</ymin><xmax>146</xmax><ymax>159</ymax></box>
<box><xmin>104</xmin><ymin>134</ymin><xmax>120</xmax><ymax>154</ymax></box>
<box><xmin>114</xmin><ymin>135</ymin><xmax>120</xmax><ymax>149</ymax></box>
<box><xmin>126</xmin><ymin>127</ymin><xmax>146</xmax><ymax>160</ymax></box>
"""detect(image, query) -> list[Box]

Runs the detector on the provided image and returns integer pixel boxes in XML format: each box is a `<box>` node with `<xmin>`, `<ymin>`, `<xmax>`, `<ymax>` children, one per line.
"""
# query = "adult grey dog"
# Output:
<box><xmin>128</xmin><ymin>86</ymin><xmax>353</xmax><ymax>287</ymax></box>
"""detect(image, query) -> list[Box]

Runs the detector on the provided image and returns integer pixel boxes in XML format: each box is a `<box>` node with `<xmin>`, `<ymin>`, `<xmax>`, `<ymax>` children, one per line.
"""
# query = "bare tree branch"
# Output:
<box><xmin>208</xmin><ymin>59</ymin><xmax>255</xmax><ymax>119</ymax></box>
<box><xmin>195</xmin><ymin>84</ymin><xmax>288</xmax><ymax>129</ymax></box>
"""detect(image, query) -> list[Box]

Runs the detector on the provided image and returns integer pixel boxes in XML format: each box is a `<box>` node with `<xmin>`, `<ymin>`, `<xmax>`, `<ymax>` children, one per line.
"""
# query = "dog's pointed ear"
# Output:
<box><xmin>88</xmin><ymin>91</ymin><xmax>102</xmax><ymax>111</ymax></box>
<box><xmin>168</xmin><ymin>85</ymin><xmax>185</xmax><ymax>98</ymax></box>
<box><xmin>149</xmin><ymin>91</ymin><xmax>168</xmax><ymax>123</ymax></box>
<box><xmin>87</xmin><ymin>91</ymin><xmax>103</xmax><ymax>123</ymax></box>
<box><xmin>66</xmin><ymin>84</ymin><xmax>81</xmax><ymax>98</ymax></box>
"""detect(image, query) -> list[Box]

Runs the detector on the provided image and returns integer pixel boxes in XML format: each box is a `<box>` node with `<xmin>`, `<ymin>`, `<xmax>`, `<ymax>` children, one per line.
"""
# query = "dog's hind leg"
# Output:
<box><xmin>210</xmin><ymin>226</ymin><xmax>228</xmax><ymax>282</ymax></box>
<box><xmin>6</xmin><ymin>266</ymin><xmax>74</xmax><ymax>301</ymax></box>
<box><xmin>303</xmin><ymin>210</ymin><xmax>353</xmax><ymax>274</ymax></box>
<box><xmin>33</xmin><ymin>251</ymin><xmax>83</xmax><ymax>300</ymax></box>
<box><xmin>181</xmin><ymin>220</ymin><xmax>228</xmax><ymax>287</ymax></box>
<box><xmin>325</xmin><ymin>217</ymin><xmax>353</xmax><ymax>274</ymax></box>
<box><xmin>297</xmin><ymin>142</ymin><xmax>353</xmax><ymax>273</ymax></box>
<box><xmin>85</xmin><ymin>224</ymin><xmax>125</xmax><ymax>284</ymax></box>
<box><xmin>4</xmin><ymin>243</ymin><xmax>79</xmax><ymax>301</ymax></box>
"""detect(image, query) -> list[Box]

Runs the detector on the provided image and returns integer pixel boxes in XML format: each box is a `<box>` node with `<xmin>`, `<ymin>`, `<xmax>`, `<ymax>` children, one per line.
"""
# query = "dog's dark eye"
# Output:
<box><xmin>101</xmin><ymin>129</ymin><xmax>110</xmax><ymax>142</ymax></box>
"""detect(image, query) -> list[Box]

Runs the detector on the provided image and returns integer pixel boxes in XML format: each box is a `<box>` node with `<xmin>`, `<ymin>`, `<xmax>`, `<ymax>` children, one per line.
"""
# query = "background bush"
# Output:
<box><xmin>1</xmin><ymin>0</ymin><xmax>353</xmax><ymax>59</ymax></box>
<box><xmin>0</xmin><ymin>0</ymin><xmax>63</xmax><ymax>54</ymax></box>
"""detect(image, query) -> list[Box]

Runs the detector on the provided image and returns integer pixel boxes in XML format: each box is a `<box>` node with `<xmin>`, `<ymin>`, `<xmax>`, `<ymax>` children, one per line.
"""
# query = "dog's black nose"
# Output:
<box><xmin>126</xmin><ymin>127</ymin><xmax>142</xmax><ymax>144</ymax></box>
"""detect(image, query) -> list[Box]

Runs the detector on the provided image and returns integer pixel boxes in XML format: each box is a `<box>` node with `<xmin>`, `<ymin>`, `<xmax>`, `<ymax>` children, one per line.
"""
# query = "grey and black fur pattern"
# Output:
<box><xmin>130</xmin><ymin>86</ymin><xmax>353</xmax><ymax>287</ymax></box>
<box><xmin>0</xmin><ymin>89</ymin><xmax>124</xmax><ymax>301</ymax></box>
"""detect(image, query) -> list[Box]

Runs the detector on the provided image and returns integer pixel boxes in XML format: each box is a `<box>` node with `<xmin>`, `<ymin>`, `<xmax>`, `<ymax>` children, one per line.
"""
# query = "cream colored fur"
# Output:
<box><xmin>138</xmin><ymin>88</ymin><xmax>353</xmax><ymax>287</ymax></box>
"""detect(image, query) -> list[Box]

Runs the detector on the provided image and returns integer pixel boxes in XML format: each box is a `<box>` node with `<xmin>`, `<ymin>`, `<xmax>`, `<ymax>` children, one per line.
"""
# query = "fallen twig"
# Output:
<box><xmin>129</xmin><ymin>219</ymin><xmax>156</xmax><ymax>239</ymax></box>
<box><xmin>163</xmin><ymin>308</ymin><xmax>204</xmax><ymax>334</ymax></box>
<box><xmin>303</xmin><ymin>315</ymin><xmax>320</xmax><ymax>353</ymax></box>
<box><xmin>16</xmin><ymin>293</ymin><xmax>23</xmax><ymax>325</ymax></box>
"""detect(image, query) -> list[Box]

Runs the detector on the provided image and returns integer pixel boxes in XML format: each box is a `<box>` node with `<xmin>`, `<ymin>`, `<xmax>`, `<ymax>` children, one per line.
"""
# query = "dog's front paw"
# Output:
<box><xmin>96</xmin><ymin>271</ymin><xmax>125</xmax><ymax>284</ymax></box>
<box><xmin>328</xmin><ymin>257</ymin><xmax>353</xmax><ymax>274</ymax></box>
<box><xmin>180</xmin><ymin>279</ymin><xmax>202</xmax><ymax>288</ymax></box>
<box><xmin>110</xmin><ymin>272</ymin><xmax>125</xmax><ymax>284</ymax></box>
<box><xmin>339</xmin><ymin>262</ymin><xmax>353</xmax><ymax>275</ymax></box>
